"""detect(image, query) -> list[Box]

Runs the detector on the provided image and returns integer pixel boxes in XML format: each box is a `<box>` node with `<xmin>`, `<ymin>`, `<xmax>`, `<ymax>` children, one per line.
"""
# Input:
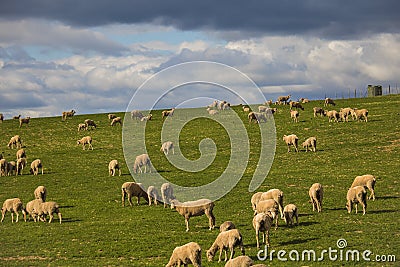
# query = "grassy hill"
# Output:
<box><xmin>0</xmin><ymin>95</ymin><xmax>399</xmax><ymax>266</ymax></box>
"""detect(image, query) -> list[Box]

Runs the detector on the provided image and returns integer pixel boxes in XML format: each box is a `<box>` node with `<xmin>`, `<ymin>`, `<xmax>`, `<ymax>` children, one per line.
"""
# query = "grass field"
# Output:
<box><xmin>0</xmin><ymin>95</ymin><xmax>399</xmax><ymax>266</ymax></box>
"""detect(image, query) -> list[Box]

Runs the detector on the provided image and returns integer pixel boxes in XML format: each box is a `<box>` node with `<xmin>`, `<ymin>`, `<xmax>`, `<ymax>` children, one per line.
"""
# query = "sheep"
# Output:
<box><xmin>161</xmin><ymin>141</ymin><xmax>174</xmax><ymax>155</ymax></box>
<box><xmin>352</xmin><ymin>108</ymin><xmax>368</xmax><ymax>122</ymax></box>
<box><xmin>277</xmin><ymin>95</ymin><xmax>291</xmax><ymax>105</ymax></box>
<box><xmin>258</xmin><ymin>105</ymin><xmax>268</xmax><ymax>112</ymax></box>
<box><xmin>206</xmin><ymin>229</ymin><xmax>245</xmax><ymax>262</ymax></box>
<box><xmin>0</xmin><ymin>113</ymin><xmax>3</xmax><ymax>122</ymax></box>
<box><xmin>218</xmin><ymin>101</ymin><xmax>227</xmax><ymax>110</ymax></box>
<box><xmin>77</xmin><ymin>123</ymin><xmax>87</xmax><ymax>131</ymax></box>
<box><xmin>259</xmin><ymin>189</ymin><xmax>284</xmax><ymax>218</ymax></box>
<box><xmin>162</xmin><ymin>108</ymin><xmax>175</xmax><ymax>119</ymax></box>
<box><xmin>350</xmin><ymin>174</ymin><xmax>376</xmax><ymax>201</ymax></box>
<box><xmin>254</xmin><ymin>199</ymin><xmax>279</xmax><ymax>229</ymax></box>
<box><xmin>289</xmin><ymin>101</ymin><xmax>304</xmax><ymax>110</ymax></box>
<box><xmin>309</xmin><ymin>183</ymin><xmax>323</xmax><ymax>212</ymax></box>
<box><xmin>170</xmin><ymin>198</ymin><xmax>215</xmax><ymax>232</ymax></box>
<box><xmin>166</xmin><ymin>242</ymin><xmax>202</xmax><ymax>267</ymax></box>
<box><xmin>133</xmin><ymin>153</ymin><xmax>152</xmax><ymax>173</ymax></box>
<box><xmin>30</xmin><ymin>159</ymin><xmax>44</xmax><ymax>175</ymax></box>
<box><xmin>324</xmin><ymin>98</ymin><xmax>336</xmax><ymax>107</ymax></box>
<box><xmin>121</xmin><ymin>182</ymin><xmax>148</xmax><ymax>206</ymax></box>
<box><xmin>242</xmin><ymin>106</ymin><xmax>250</xmax><ymax>113</ymax></box>
<box><xmin>147</xmin><ymin>186</ymin><xmax>160</xmax><ymax>206</ymax></box>
<box><xmin>161</xmin><ymin>182</ymin><xmax>175</xmax><ymax>208</ymax></box>
<box><xmin>62</xmin><ymin>110</ymin><xmax>76</xmax><ymax>120</ymax></box>
<box><xmin>140</xmin><ymin>114</ymin><xmax>153</xmax><ymax>121</ymax></box>
<box><xmin>300</xmin><ymin>98</ymin><xmax>310</xmax><ymax>103</ymax></box>
<box><xmin>131</xmin><ymin>110</ymin><xmax>145</xmax><ymax>120</ymax></box>
<box><xmin>16</xmin><ymin>158</ymin><xmax>27</xmax><ymax>175</ymax></box>
<box><xmin>84</xmin><ymin>119</ymin><xmax>97</xmax><ymax>130</ymax></box>
<box><xmin>250</xmin><ymin>192</ymin><xmax>263</xmax><ymax>212</ymax></box>
<box><xmin>77</xmin><ymin>136</ymin><xmax>93</xmax><ymax>150</ymax></box>
<box><xmin>33</xmin><ymin>201</ymin><xmax>62</xmax><ymax>223</ymax></box>
<box><xmin>340</xmin><ymin>107</ymin><xmax>354</xmax><ymax>122</ymax></box>
<box><xmin>222</xmin><ymin>102</ymin><xmax>231</xmax><ymax>110</ymax></box>
<box><xmin>224</xmin><ymin>255</ymin><xmax>253</xmax><ymax>267</ymax></box>
<box><xmin>290</xmin><ymin>110</ymin><xmax>299</xmax><ymax>123</ymax></box>
<box><xmin>19</xmin><ymin>117</ymin><xmax>30</xmax><ymax>127</ymax></box>
<box><xmin>1</xmin><ymin>198</ymin><xmax>26</xmax><ymax>223</ymax></box>
<box><xmin>346</xmin><ymin>186</ymin><xmax>367</xmax><ymax>215</ymax></box>
<box><xmin>34</xmin><ymin>185</ymin><xmax>47</xmax><ymax>202</ymax></box>
<box><xmin>207</xmin><ymin>100</ymin><xmax>218</xmax><ymax>109</ymax></box>
<box><xmin>283</xmin><ymin>134</ymin><xmax>299</xmax><ymax>152</ymax></box>
<box><xmin>7</xmin><ymin>161</ymin><xmax>16</xmax><ymax>176</ymax></box>
<box><xmin>264</xmin><ymin>107</ymin><xmax>277</xmax><ymax>116</ymax></box>
<box><xmin>13</xmin><ymin>115</ymin><xmax>21</xmax><ymax>120</ymax></box>
<box><xmin>7</xmin><ymin>135</ymin><xmax>22</xmax><ymax>149</ymax></box>
<box><xmin>302</xmin><ymin>137</ymin><xmax>317</xmax><ymax>152</ymax></box>
<box><xmin>248</xmin><ymin>112</ymin><xmax>267</xmax><ymax>124</ymax></box>
<box><xmin>265</xmin><ymin>99</ymin><xmax>273</xmax><ymax>106</ymax></box>
<box><xmin>207</xmin><ymin>107</ymin><xmax>219</xmax><ymax>115</ymax></box>
<box><xmin>111</xmin><ymin>117</ymin><xmax>122</xmax><ymax>126</ymax></box>
<box><xmin>25</xmin><ymin>199</ymin><xmax>43</xmax><ymax>222</ymax></box>
<box><xmin>108</xmin><ymin>160</ymin><xmax>121</xmax><ymax>176</ymax></box>
<box><xmin>325</xmin><ymin>110</ymin><xmax>340</xmax><ymax>122</ymax></box>
<box><xmin>0</xmin><ymin>159</ymin><xmax>8</xmax><ymax>176</ymax></box>
<box><xmin>16</xmin><ymin>148</ymin><xmax>26</xmax><ymax>159</ymax></box>
<box><xmin>313</xmin><ymin>107</ymin><xmax>325</xmax><ymax>117</ymax></box>
<box><xmin>220</xmin><ymin>221</ymin><xmax>236</xmax><ymax>232</ymax></box>
<box><xmin>253</xmin><ymin>212</ymin><xmax>273</xmax><ymax>248</ymax></box>
<box><xmin>283</xmin><ymin>204</ymin><xmax>299</xmax><ymax>226</ymax></box>
<box><xmin>108</xmin><ymin>113</ymin><xmax>117</xmax><ymax>121</ymax></box>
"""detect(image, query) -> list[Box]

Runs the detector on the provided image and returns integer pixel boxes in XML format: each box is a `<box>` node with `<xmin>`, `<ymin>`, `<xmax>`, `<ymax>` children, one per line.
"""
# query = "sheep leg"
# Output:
<box><xmin>49</xmin><ymin>213</ymin><xmax>53</xmax><ymax>223</ymax></box>
<box><xmin>128</xmin><ymin>194</ymin><xmax>134</xmax><ymax>207</ymax></box>
<box><xmin>205</xmin><ymin>210</ymin><xmax>215</xmax><ymax>230</ymax></box>
<box><xmin>217</xmin><ymin>248</ymin><xmax>223</xmax><ymax>262</ymax></box>
<box><xmin>11</xmin><ymin>212</ymin><xmax>15</xmax><ymax>223</ymax></box>
<box><xmin>58</xmin><ymin>212</ymin><xmax>62</xmax><ymax>224</ymax></box>
<box><xmin>1</xmin><ymin>212</ymin><xmax>5</xmax><ymax>222</ymax></box>
<box><xmin>355</xmin><ymin>203</ymin><xmax>358</xmax><ymax>214</ymax></box>
<box><xmin>362</xmin><ymin>203</ymin><xmax>366</xmax><ymax>215</ymax></box>
<box><xmin>185</xmin><ymin>218</ymin><xmax>190</xmax><ymax>232</ymax></box>
<box><xmin>256</xmin><ymin>229</ymin><xmax>260</xmax><ymax>248</ymax></box>
<box><xmin>274</xmin><ymin>216</ymin><xmax>278</xmax><ymax>230</ymax></box>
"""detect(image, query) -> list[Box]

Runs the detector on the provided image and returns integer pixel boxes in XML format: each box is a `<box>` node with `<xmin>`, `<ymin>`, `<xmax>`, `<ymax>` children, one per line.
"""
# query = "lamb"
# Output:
<box><xmin>7</xmin><ymin>135</ymin><xmax>22</xmax><ymax>149</ymax></box>
<box><xmin>16</xmin><ymin>158</ymin><xmax>27</xmax><ymax>175</ymax></box>
<box><xmin>30</xmin><ymin>159</ymin><xmax>44</xmax><ymax>175</ymax></box>
<box><xmin>253</xmin><ymin>212</ymin><xmax>273</xmax><ymax>248</ymax></box>
<box><xmin>108</xmin><ymin>113</ymin><xmax>117</xmax><ymax>121</ymax></box>
<box><xmin>313</xmin><ymin>107</ymin><xmax>325</xmax><ymax>117</ymax></box>
<box><xmin>7</xmin><ymin>161</ymin><xmax>16</xmax><ymax>176</ymax></box>
<box><xmin>207</xmin><ymin>107</ymin><xmax>219</xmax><ymax>115</ymax></box>
<box><xmin>352</xmin><ymin>108</ymin><xmax>368</xmax><ymax>122</ymax></box>
<box><xmin>325</xmin><ymin>110</ymin><xmax>340</xmax><ymax>122</ymax></box>
<box><xmin>171</xmin><ymin>198</ymin><xmax>215</xmax><ymax>232</ymax></box>
<box><xmin>16</xmin><ymin>148</ymin><xmax>26</xmax><ymax>159</ymax></box>
<box><xmin>162</xmin><ymin>108</ymin><xmax>175</xmax><ymax>119</ymax></box>
<box><xmin>140</xmin><ymin>114</ymin><xmax>153</xmax><ymax>121</ymax></box>
<box><xmin>283</xmin><ymin>134</ymin><xmax>299</xmax><ymax>152</ymax></box>
<box><xmin>324</xmin><ymin>98</ymin><xmax>336</xmax><ymax>106</ymax></box>
<box><xmin>277</xmin><ymin>95</ymin><xmax>291</xmax><ymax>105</ymax></box>
<box><xmin>19</xmin><ymin>117</ymin><xmax>30</xmax><ymax>127</ymax></box>
<box><xmin>77</xmin><ymin>136</ymin><xmax>93</xmax><ymax>150</ymax></box>
<box><xmin>290</xmin><ymin>110</ymin><xmax>299</xmax><ymax>123</ymax></box>
<box><xmin>1</xmin><ymin>198</ymin><xmax>26</xmax><ymax>223</ymax></box>
<box><xmin>121</xmin><ymin>182</ymin><xmax>148</xmax><ymax>206</ymax></box>
<box><xmin>146</xmin><ymin>186</ymin><xmax>160</xmax><ymax>206</ymax></box>
<box><xmin>346</xmin><ymin>186</ymin><xmax>367</xmax><ymax>215</ymax></box>
<box><xmin>166</xmin><ymin>242</ymin><xmax>202</xmax><ymax>267</ymax></box>
<box><xmin>84</xmin><ymin>119</ymin><xmax>97</xmax><ymax>130</ymax></box>
<box><xmin>289</xmin><ymin>101</ymin><xmax>304</xmax><ymax>110</ymax></box>
<box><xmin>220</xmin><ymin>221</ymin><xmax>236</xmax><ymax>232</ymax></box>
<box><xmin>33</xmin><ymin>201</ymin><xmax>62</xmax><ymax>223</ymax></box>
<box><xmin>161</xmin><ymin>141</ymin><xmax>174</xmax><ymax>155</ymax></box>
<box><xmin>283</xmin><ymin>204</ymin><xmax>299</xmax><ymax>226</ymax></box>
<box><xmin>111</xmin><ymin>117</ymin><xmax>122</xmax><ymax>126</ymax></box>
<box><xmin>206</xmin><ymin>229</ymin><xmax>245</xmax><ymax>262</ymax></box>
<box><xmin>302</xmin><ymin>137</ymin><xmax>317</xmax><ymax>152</ymax></box>
<box><xmin>131</xmin><ymin>110</ymin><xmax>145</xmax><ymax>120</ymax></box>
<box><xmin>34</xmin><ymin>185</ymin><xmax>47</xmax><ymax>202</ymax></box>
<box><xmin>133</xmin><ymin>154</ymin><xmax>152</xmax><ymax>173</ymax></box>
<box><xmin>0</xmin><ymin>159</ymin><xmax>8</xmax><ymax>176</ymax></box>
<box><xmin>77</xmin><ymin>123</ymin><xmax>87</xmax><ymax>131</ymax></box>
<box><xmin>62</xmin><ymin>110</ymin><xmax>76</xmax><ymax>120</ymax></box>
<box><xmin>224</xmin><ymin>255</ymin><xmax>253</xmax><ymax>267</ymax></box>
<box><xmin>254</xmin><ymin>199</ymin><xmax>279</xmax><ymax>229</ymax></box>
<box><xmin>25</xmin><ymin>199</ymin><xmax>43</xmax><ymax>222</ymax></box>
<box><xmin>309</xmin><ymin>183</ymin><xmax>323</xmax><ymax>212</ymax></box>
<box><xmin>108</xmin><ymin>160</ymin><xmax>121</xmax><ymax>176</ymax></box>
<box><xmin>161</xmin><ymin>182</ymin><xmax>175</xmax><ymax>208</ymax></box>
<box><xmin>350</xmin><ymin>174</ymin><xmax>376</xmax><ymax>201</ymax></box>
<box><xmin>259</xmin><ymin>189</ymin><xmax>284</xmax><ymax>218</ymax></box>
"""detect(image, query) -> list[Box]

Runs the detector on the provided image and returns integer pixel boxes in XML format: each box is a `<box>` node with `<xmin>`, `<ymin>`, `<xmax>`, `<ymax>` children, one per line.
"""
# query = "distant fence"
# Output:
<box><xmin>326</xmin><ymin>85</ymin><xmax>400</xmax><ymax>100</ymax></box>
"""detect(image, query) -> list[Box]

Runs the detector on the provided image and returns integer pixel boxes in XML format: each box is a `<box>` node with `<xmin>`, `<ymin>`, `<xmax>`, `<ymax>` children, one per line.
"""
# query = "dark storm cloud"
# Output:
<box><xmin>1</xmin><ymin>0</ymin><xmax>399</xmax><ymax>39</ymax></box>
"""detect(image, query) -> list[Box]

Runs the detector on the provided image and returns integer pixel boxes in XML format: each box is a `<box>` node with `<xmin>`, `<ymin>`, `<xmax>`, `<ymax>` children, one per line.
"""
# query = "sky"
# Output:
<box><xmin>0</xmin><ymin>0</ymin><xmax>399</xmax><ymax>117</ymax></box>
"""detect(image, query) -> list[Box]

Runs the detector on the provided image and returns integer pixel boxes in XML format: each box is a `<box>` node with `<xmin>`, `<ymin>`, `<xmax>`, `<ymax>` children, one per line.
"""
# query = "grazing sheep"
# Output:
<box><xmin>140</xmin><ymin>114</ymin><xmax>153</xmax><ymax>121</ymax></box>
<box><xmin>19</xmin><ymin>117</ymin><xmax>30</xmax><ymax>127</ymax></box>
<box><xmin>346</xmin><ymin>186</ymin><xmax>367</xmax><ymax>215</ymax></box>
<box><xmin>218</xmin><ymin>101</ymin><xmax>227</xmax><ymax>110</ymax></box>
<box><xmin>352</xmin><ymin>108</ymin><xmax>368</xmax><ymax>122</ymax></box>
<box><xmin>166</xmin><ymin>242</ymin><xmax>202</xmax><ymax>267</ymax></box>
<box><xmin>25</xmin><ymin>199</ymin><xmax>43</xmax><ymax>222</ymax></box>
<box><xmin>16</xmin><ymin>148</ymin><xmax>26</xmax><ymax>159</ymax></box>
<box><xmin>300</xmin><ymin>98</ymin><xmax>310</xmax><ymax>103</ymax></box>
<box><xmin>325</xmin><ymin>110</ymin><xmax>340</xmax><ymax>122</ymax></box>
<box><xmin>121</xmin><ymin>182</ymin><xmax>148</xmax><ymax>206</ymax></box>
<box><xmin>207</xmin><ymin>107</ymin><xmax>219</xmax><ymax>115</ymax></box>
<box><xmin>131</xmin><ymin>110</ymin><xmax>145</xmax><ymax>120</ymax></box>
<box><xmin>84</xmin><ymin>119</ymin><xmax>97</xmax><ymax>130</ymax></box>
<box><xmin>1</xmin><ymin>198</ymin><xmax>26</xmax><ymax>223</ymax></box>
<box><xmin>13</xmin><ymin>115</ymin><xmax>21</xmax><ymax>120</ymax></box>
<box><xmin>254</xmin><ymin>199</ymin><xmax>279</xmax><ymax>229</ymax></box>
<box><xmin>133</xmin><ymin>154</ymin><xmax>152</xmax><ymax>173</ymax></box>
<box><xmin>147</xmin><ymin>186</ymin><xmax>160</xmax><ymax>206</ymax></box>
<box><xmin>290</xmin><ymin>110</ymin><xmax>299</xmax><ymax>123</ymax></box>
<box><xmin>283</xmin><ymin>134</ymin><xmax>299</xmax><ymax>152</ymax></box>
<box><xmin>161</xmin><ymin>182</ymin><xmax>175</xmax><ymax>208</ymax></box>
<box><xmin>283</xmin><ymin>204</ymin><xmax>299</xmax><ymax>226</ymax></box>
<box><xmin>222</xmin><ymin>102</ymin><xmax>231</xmax><ymax>110</ymax></box>
<box><xmin>265</xmin><ymin>107</ymin><xmax>277</xmax><ymax>116</ymax></box>
<box><xmin>253</xmin><ymin>212</ymin><xmax>273</xmax><ymax>248</ymax></box>
<box><xmin>30</xmin><ymin>159</ymin><xmax>43</xmax><ymax>175</ymax></box>
<box><xmin>108</xmin><ymin>113</ymin><xmax>117</xmax><ymax>121</ymax></box>
<box><xmin>309</xmin><ymin>183</ymin><xmax>323</xmax><ymax>212</ymax></box>
<box><xmin>33</xmin><ymin>201</ymin><xmax>62</xmax><ymax>223</ymax></box>
<box><xmin>277</xmin><ymin>95</ymin><xmax>291</xmax><ymax>105</ymax></box>
<box><xmin>0</xmin><ymin>159</ymin><xmax>8</xmax><ymax>176</ymax></box>
<box><xmin>16</xmin><ymin>158</ymin><xmax>27</xmax><ymax>175</ymax></box>
<box><xmin>161</xmin><ymin>141</ymin><xmax>174</xmax><ymax>155</ymax></box>
<box><xmin>206</xmin><ymin>229</ymin><xmax>245</xmax><ymax>262</ymax></box>
<box><xmin>108</xmin><ymin>160</ymin><xmax>121</xmax><ymax>176</ymax></box>
<box><xmin>289</xmin><ymin>101</ymin><xmax>304</xmax><ymax>110</ymax></box>
<box><xmin>34</xmin><ymin>185</ymin><xmax>47</xmax><ymax>202</ymax></box>
<box><xmin>7</xmin><ymin>161</ymin><xmax>16</xmax><ymax>176</ymax></box>
<box><xmin>77</xmin><ymin>123</ymin><xmax>87</xmax><ymax>131</ymax></box>
<box><xmin>62</xmin><ymin>110</ymin><xmax>76</xmax><ymax>120</ymax></box>
<box><xmin>77</xmin><ymin>136</ymin><xmax>93</xmax><ymax>150</ymax></box>
<box><xmin>242</xmin><ymin>106</ymin><xmax>250</xmax><ymax>113</ymax></box>
<box><xmin>340</xmin><ymin>107</ymin><xmax>354</xmax><ymax>122</ymax></box>
<box><xmin>207</xmin><ymin>100</ymin><xmax>218</xmax><ymax>109</ymax></box>
<box><xmin>111</xmin><ymin>117</ymin><xmax>122</xmax><ymax>126</ymax></box>
<box><xmin>248</xmin><ymin>112</ymin><xmax>267</xmax><ymax>124</ymax></box>
<box><xmin>162</xmin><ymin>108</ymin><xmax>175</xmax><ymax>119</ymax></box>
<box><xmin>259</xmin><ymin>189</ymin><xmax>284</xmax><ymax>218</ymax></box>
<box><xmin>220</xmin><ymin>221</ymin><xmax>236</xmax><ymax>232</ymax></box>
<box><xmin>258</xmin><ymin>105</ymin><xmax>268</xmax><ymax>112</ymax></box>
<box><xmin>265</xmin><ymin>99</ymin><xmax>273</xmax><ymax>106</ymax></box>
<box><xmin>302</xmin><ymin>137</ymin><xmax>317</xmax><ymax>152</ymax></box>
<box><xmin>7</xmin><ymin>135</ymin><xmax>22</xmax><ymax>149</ymax></box>
<box><xmin>351</xmin><ymin>175</ymin><xmax>376</xmax><ymax>201</ymax></box>
<box><xmin>250</xmin><ymin>192</ymin><xmax>263</xmax><ymax>212</ymax></box>
<box><xmin>171</xmin><ymin>199</ymin><xmax>215</xmax><ymax>232</ymax></box>
<box><xmin>0</xmin><ymin>113</ymin><xmax>3</xmax><ymax>122</ymax></box>
<box><xmin>313</xmin><ymin>107</ymin><xmax>325</xmax><ymax>117</ymax></box>
<box><xmin>324</xmin><ymin>98</ymin><xmax>336</xmax><ymax>107</ymax></box>
<box><xmin>224</xmin><ymin>255</ymin><xmax>253</xmax><ymax>267</ymax></box>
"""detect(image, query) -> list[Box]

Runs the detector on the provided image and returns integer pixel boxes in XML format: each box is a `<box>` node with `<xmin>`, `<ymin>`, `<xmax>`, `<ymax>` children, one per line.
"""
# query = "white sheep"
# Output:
<box><xmin>161</xmin><ymin>182</ymin><xmax>175</xmax><ymax>208</ymax></box>
<box><xmin>171</xmin><ymin>198</ymin><xmax>215</xmax><ymax>232</ymax></box>
<box><xmin>108</xmin><ymin>113</ymin><xmax>117</xmax><ymax>121</ymax></box>
<box><xmin>33</xmin><ymin>201</ymin><xmax>62</xmax><ymax>223</ymax></box>
<box><xmin>165</xmin><ymin>242</ymin><xmax>202</xmax><ymax>267</ymax></box>
<box><xmin>283</xmin><ymin>134</ymin><xmax>299</xmax><ymax>152</ymax></box>
<box><xmin>259</xmin><ymin>189</ymin><xmax>284</xmax><ymax>218</ymax></box>
<box><xmin>253</xmin><ymin>212</ymin><xmax>273</xmax><ymax>248</ymax></box>
<box><xmin>224</xmin><ymin>255</ymin><xmax>253</xmax><ymax>267</ymax></box>
<box><xmin>77</xmin><ymin>123</ymin><xmax>87</xmax><ymax>131</ymax></box>
<box><xmin>131</xmin><ymin>110</ymin><xmax>145</xmax><ymax>120</ymax></box>
<box><xmin>309</xmin><ymin>183</ymin><xmax>323</xmax><ymax>212</ymax></box>
<box><xmin>339</xmin><ymin>107</ymin><xmax>354</xmax><ymax>122</ymax></box>
<box><xmin>108</xmin><ymin>160</ymin><xmax>121</xmax><ymax>176</ymax></box>
<box><xmin>19</xmin><ymin>117</ymin><xmax>30</xmax><ymax>127</ymax></box>
<box><xmin>250</xmin><ymin>192</ymin><xmax>263</xmax><ymax>213</ymax></box>
<box><xmin>30</xmin><ymin>159</ymin><xmax>43</xmax><ymax>175</ymax></box>
<box><xmin>289</xmin><ymin>101</ymin><xmax>304</xmax><ymax>110</ymax></box>
<box><xmin>34</xmin><ymin>185</ymin><xmax>47</xmax><ymax>202</ymax></box>
<box><xmin>77</xmin><ymin>136</ymin><xmax>93</xmax><ymax>150</ymax></box>
<box><xmin>25</xmin><ymin>199</ymin><xmax>43</xmax><ymax>222</ymax></box>
<box><xmin>283</xmin><ymin>204</ymin><xmax>299</xmax><ymax>226</ymax></box>
<box><xmin>258</xmin><ymin>105</ymin><xmax>268</xmax><ymax>112</ymax></box>
<box><xmin>162</xmin><ymin>108</ymin><xmax>175</xmax><ymax>119</ymax></box>
<box><xmin>220</xmin><ymin>221</ymin><xmax>236</xmax><ymax>232</ymax></box>
<box><xmin>302</xmin><ymin>137</ymin><xmax>317</xmax><ymax>152</ymax></box>
<box><xmin>7</xmin><ymin>161</ymin><xmax>16</xmax><ymax>176</ymax></box>
<box><xmin>7</xmin><ymin>135</ymin><xmax>22</xmax><ymax>149</ymax></box>
<box><xmin>147</xmin><ymin>186</ymin><xmax>160</xmax><ymax>206</ymax></box>
<box><xmin>346</xmin><ymin>186</ymin><xmax>367</xmax><ymax>215</ymax></box>
<box><xmin>161</xmin><ymin>141</ymin><xmax>174</xmax><ymax>155</ymax></box>
<box><xmin>121</xmin><ymin>182</ymin><xmax>148</xmax><ymax>206</ymax></box>
<box><xmin>248</xmin><ymin>112</ymin><xmax>267</xmax><ymax>124</ymax></box>
<box><xmin>242</xmin><ymin>106</ymin><xmax>250</xmax><ymax>113</ymax></box>
<box><xmin>324</xmin><ymin>98</ymin><xmax>336</xmax><ymax>107</ymax></box>
<box><xmin>62</xmin><ymin>110</ymin><xmax>76</xmax><ymax>120</ymax></box>
<box><xmin>300</xmin><ymin>98</ymin><xmax>310</xmax><ymax>103</ymax></box>
<box><xmin>133</xmin><ymin>154</ymin><xmax>152</xmax><ymax>173</ymax></box>
<box><xmin>254</xmin><ymin>199</ymin><xmax>279</xmax><ymax>229</ymax></box>
<box><xmin>277</xmin><ymin>95</ymin><xmax>291</xmax><ymax>105</ymax></box>
<box><xmin>290</xmin><ymin>110</ymin><xmax>299</xmax><ymax>123</ymax></box>
<box><xmin>16</xmin><ymin>148</ymin><xmax>26</xmax><ymax>159</ymax></box>
<box><xmin>351</xmin><ymin>175</ymin><xmax>376</xmax><ymax>201</ymax></box>
<box><xmin>207</xmin><ymin>100</ymin><xmax>218</xmax><ymax>109</ymax></box>
<box><xmin>265</xmin><ymin>100</ymin><xmax>273</xmax><ymax>106</ymax></box>
<box><xmin>140</xmin><ymin>114</ymin><xmax>153</xmax><ymax>121</ymax></box>
<box><xmin>206</xmin><ymin>229</ymin><xmax>245</xmax><ymax>262</ymax></box>
<box><xmin>0</xmin><ymin>159</ymin><xmax>8</xmax><ymax>176</ymax></box>
<box><xmin>84</xmin><ymin>119</ymin><xmax>97</xmax><ymax>130</ymax></box>
<box><xmin>325</xmin><ymin>110</ymin><xmax>340</xmax><ymax>122</ymax></box>
<box><xmin>1</xmin><ymin>198</ymin><xmax>26</xmax><ymax>223</ymax></box>
<box><xmin>352</xmin><ymin>108</ymin><xmax>368</xmax><ymax>122</ymax></box>
<box><xmin>111</xmin><ymin>117</ymin><xmax>122</xmax><ymax>126</ymax></box>
<box><xmin>16</xmin><ymin>158</ymin><xmax>27</xmax><ymax>175</ymax></box>
<box><xmin>313</xmin><ymin>107</ymin><xmax>325</xmax><ymax>117</ymax></box>
<box><xmin>207</xmin><ymin>107</ymin><xmax>219</xmax><ymax>115</ymax></box>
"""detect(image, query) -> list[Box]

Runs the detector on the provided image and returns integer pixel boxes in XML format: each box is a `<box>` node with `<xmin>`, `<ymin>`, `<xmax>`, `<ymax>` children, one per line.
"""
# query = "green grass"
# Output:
<box><xmin>0</xmin><ymin>95</ymin><xmax>399</xmax><ymax>266</ymax></box>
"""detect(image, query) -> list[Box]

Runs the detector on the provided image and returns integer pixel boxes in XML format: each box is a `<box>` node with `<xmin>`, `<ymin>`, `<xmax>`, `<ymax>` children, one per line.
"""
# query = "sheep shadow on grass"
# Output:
<box><xmin>368</xmin><ymin>209</ymin><xmax>396</xmax><ymax>214</ymax></box>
